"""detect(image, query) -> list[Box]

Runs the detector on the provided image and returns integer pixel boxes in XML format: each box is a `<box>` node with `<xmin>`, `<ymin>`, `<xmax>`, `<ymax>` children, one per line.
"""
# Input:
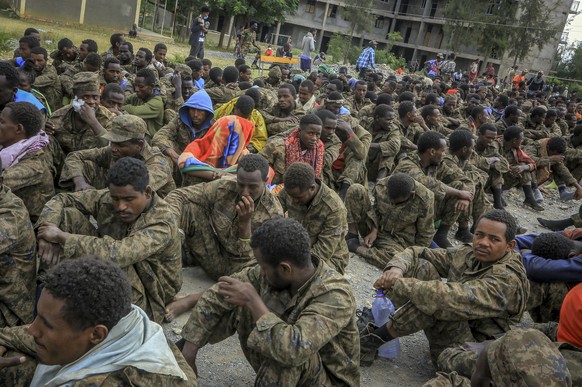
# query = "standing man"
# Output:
<box><xmin>356</xmin><ymin>41</ymin><xmax>377</xmax><ymax>79</ymax></box>
<box><xmin>189</xmin><ymin>6</ymin><xmax>210</xmax><ymax>59</ymax></box>
<box><xmin>300</xmin><ymin>28</ymin><xmax>317</xmax><ymax>73</ymax></box>
<box><xmin>239</xmin><ymin>21</ymin><xmax>261</xmax><ymax>68</ymax></box>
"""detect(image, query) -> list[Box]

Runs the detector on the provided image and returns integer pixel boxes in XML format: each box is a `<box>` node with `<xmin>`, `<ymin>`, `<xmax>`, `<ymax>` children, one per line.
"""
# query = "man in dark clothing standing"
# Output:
<box><xmin>189</xmin><ymin>6</ymin><xmax>210</xmax><ymax>59</ymax></box>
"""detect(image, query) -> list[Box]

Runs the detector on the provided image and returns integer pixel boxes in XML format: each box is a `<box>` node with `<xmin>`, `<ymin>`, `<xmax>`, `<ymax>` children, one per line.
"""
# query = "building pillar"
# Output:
<box><xmin>79</xmin><ymin>0</ymin><xmax>87</xmax><ymax>24</ymax></box>
<box><xmin>317</xmin><ymin>1</ymin><xmax>330</xmax><ymax>51</ymax></box>
<box><xmin>414</xmin><ymin>0</ymin><xmax>433</xmax><ymax>50</ymax></box>
<box><xmin>274</xmin><ymin>21</ymin><xmax>281</xmax><ymax>46</ymax></box>
<box><xmin>135</xmin><ymin>0</ymin><xmax>142</xmax><ymax>25</ymax></box>
<box><xmin>389</xmin><ymin>0</ymin><xmax>402</xmax><ymax>33</ymax></box>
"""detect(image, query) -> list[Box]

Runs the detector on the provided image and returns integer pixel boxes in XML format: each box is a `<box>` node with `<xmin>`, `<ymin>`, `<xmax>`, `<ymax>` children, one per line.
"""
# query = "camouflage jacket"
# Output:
<box><xmin>345</xmin><ymin>96</ymin><xmax>373</xmax><ymax>116</ymax></box>
<box><xmin>165</xmin><ymin>178</ymin><xmax>284</xmax><ymax>259</ymax></box>
<box><xmin>394</xmin><ymin>118</ymin><xmax>424</xmax><ymax>154</ymax></box>
<box><xmin>262</xmin><ymin>104</ymin><xmax>306</xmax><ymax>136</ymax></box>
<box><xmin>525</xmin><ymin>140</ymin><xmax>577</xmax><ymax>186</ymax></box>
<box><xmin>388</xmin><ymin>245</ymin><xmax>529</xmax><ymax>341</ymax></box>
<box><xmin>372</xmin><ymin>178</ymin><xmax>435</xmax><ymax>249</ymax></box>
<box><xmin>2</xmin><ymin>149</ymin><xmax>55</xmax><ymax>223</ymax></box>
<box><xmin>0</xmin><ymin>186</ymin><xmax>36</xmax><ymax>328</ymax></box>
<box><xmin>60</xmin><ymin>142</ymin><xmax>176</xmax><ymax>197</ymax></box>
<box><xmin>152</xmin><ymin>116</ymin><xmax>205</xmax><ymax>156</ymax></box>
<box><xmin>440</xmin><ymin>154</ymin><xmax>479</xmax><ymax>192</ymax></box>
<box><xmin>49</xmin><ymin>105</ymin><xmax>115</xmax><ymax>154</ymax></box>
<box><xmin>36</xmin><ymin>190</ymin><xmax>182</xmax><ymax>324</ymax></box>
<box><xmin>278</xmin><ymin>182</ymin><xmax>349</xmax><ymax>274</ymax></box>
<box><xmin>182</xmin><ymin>258</ymin><xmax>360</xmax><ymax>386</ymax></box>
<box><xmin>367</xmin><ymin>122</ymin><xmax>402</xmax><ymax>172</ymax></box>
<box><xmin>393</xmin><ymin>152</ymin><xmax>448</xmax><ymax>203</ymax></box>
<box><xmin>34</xmin><ymin>64</ymin><xmax>62</xmax><ymax>112</ymax></box>
<box><xmin>204</xmin><ymin>83</ymin><xmax>242</xmax><ymax>109</ymax></box>
<box><xmin>259</xmin><ymin>136</ymin><xmax>288</xmax><ymax>185</ymax></box>
<box><xmin>472</xmin><ymin>142</ymin><xmax>510</xmax><ymax>175</ymax></box>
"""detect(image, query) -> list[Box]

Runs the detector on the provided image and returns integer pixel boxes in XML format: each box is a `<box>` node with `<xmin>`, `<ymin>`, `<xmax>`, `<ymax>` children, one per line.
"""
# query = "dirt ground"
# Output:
<box><xmin>163</xmin><ymin>184</ymin><xmax>579</xmax><ymax>386</ymax></box>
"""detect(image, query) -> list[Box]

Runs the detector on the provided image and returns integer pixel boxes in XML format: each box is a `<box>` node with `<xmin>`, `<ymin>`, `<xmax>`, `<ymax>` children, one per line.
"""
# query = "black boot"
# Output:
<box><xmin>454</xmin><ymin>226</ymin><xmax>473</xmax><ymax>243</ymax></box>
<box><xmin>523</xmin><ymin>185</ymin><xmax>544</xmax><ymax>212</ymax></box>
<box><xmin>433</xmin><ymin>225</ymin><xmax>452</xmax><ymax>248</ymax></box>
<box><xmin>537</xmin><ymin>217</ymin><xmax>574</xmax><ymax>231</ymax></box>
<box><xmin>492</xmin><ymin>187</ymin><xmax>505</xmax><ymax>209</ymax></box>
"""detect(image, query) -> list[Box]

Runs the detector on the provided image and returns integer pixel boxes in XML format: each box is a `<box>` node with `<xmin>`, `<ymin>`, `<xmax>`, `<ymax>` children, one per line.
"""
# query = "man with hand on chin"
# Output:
<box><xmin>359</xmin><ymin>209</ymin><xmax>530</xmax><ymax>369</ymax></box>
<box><xmin>179</xmin><ymin>217</ymin><xmax>360</xmax><ymax>386</ymax></box>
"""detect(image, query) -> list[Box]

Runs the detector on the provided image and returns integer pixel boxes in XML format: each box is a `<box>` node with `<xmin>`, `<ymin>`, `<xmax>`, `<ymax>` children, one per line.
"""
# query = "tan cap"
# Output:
<box><xmin>174</xmin><ymin>64</ymin><xmax>193</xmax><ymax>79</ymax></box>
<box><xmin>101</xmin><ymin>115</ymin><xmax>147</xmax><ymax>143</ymax></box>
<box><xmin>73</xmin><ymin>71</ymin><xmax>100</xmax><ymax>93</ymax></box>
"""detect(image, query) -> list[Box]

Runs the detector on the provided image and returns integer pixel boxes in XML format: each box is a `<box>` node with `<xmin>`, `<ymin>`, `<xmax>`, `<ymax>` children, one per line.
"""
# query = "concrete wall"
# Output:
<box><xmin>18</xmin><ymin>0</ymin><xmax>139</xmax><ymax>29</ymax></box>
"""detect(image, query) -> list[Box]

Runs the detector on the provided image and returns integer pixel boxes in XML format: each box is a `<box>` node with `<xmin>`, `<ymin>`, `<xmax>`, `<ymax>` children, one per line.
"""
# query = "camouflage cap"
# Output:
<box><xmin>101</xmin><ymin>115</ymin><xmax>147</xmax><ymax>143</ymax></box>
<box><xmin>487</xmin><ymin>329</ymin><xmax>572</xmax><ymax>386</ymax></box>
<box><xmin>73</xmin><ymin>71</ymin><xmax>100</xmax><ymax>93</ymax></box>
<box><xmin>174</xmin><ymin>64</ymin><xmax>193</xmax><ymax>79</ymax></box>
<box><xmin>268</xmin><ymin>66</ymin><xmax>282</xmax><ymax>79</ymax></box>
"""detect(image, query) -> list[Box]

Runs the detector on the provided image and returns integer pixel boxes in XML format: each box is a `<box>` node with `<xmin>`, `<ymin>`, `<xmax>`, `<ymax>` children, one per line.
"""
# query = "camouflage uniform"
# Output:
<box><xmin>355</xmin><ymin>103</ymin><xmax>376</xmax><ymax>130</ymax></box>
<box><xmin>430</xmin><ymin>329</ymin><xmax>573</xmax><ymax>387</ymax></box>
<box><xmin>525</xmin><ymin>139</ymin><xmax>578</xmax><ymax>188</ymax></box>
<box><xmin>35</xmin><ymin>190</ymin><xmax>182</xmax><ymax>324</ymax></box>
<box><xmin>0</xmin><ymin>325</ymin><xmax>197</xmax><ymax>386</ymax></box>
<box><xmin>523</xmin><ymin>117</ymin><xmax>551</xmax><ymax>145</ymax></box>
<box><xmin>471</xmin><ymin>142</ymin><xmax>510</xmax><ymax>189</ymax></box>
<box><xmin>2</xmin><ymin>148</ymin><xmax>55</xmax><ymax>223</ymax></box>
<box><xmin>49</xmin><ymin>105</ymin><xmax>115</xmax><ymax>154</ymax></box>
<box><xmin>165</xmin><ymin>179</ymin><xmax>284</xmax><ymax>279</ymax></box>
<box><xmin>330</xmin><ymin>124</ymin><xmax>372</xmax><ymax>188</ymax></box>
<box><xmin>322</xmin><ymin>134</ymin><xmax>342</xmax><ymax>187</ymax></box>
<box><xmin>239</xmin><ymin>27</ymin><xmax>260</xmax><ymax>58</ymax></box>
<box><xmin>262</xmin><ymin>104</ymin><xmax>306</xmax><ymax>136</ymax></box>
<box><xmin>428</xmin><ymin>120</ymin><xmax>454</xmax><ymax>137</ymax></box>
<box><xmin>204</xmin><ymin>83</ymin><xmax>242</xmax><ymax>109</ymax></box>
<box><xmin>394</xmin><ymin>117</ymin><xmax>425</xmax><ymax>157</ymax></box>
<box><xmin>526</xmin><ymin>281</ymin><xmax>570</xmax><ymax>323</ymax></box>
<box><xmin>366</xmin><ymin>122</ymin><xmax>401</xmax><ymax>181</ymax></box>
<box><xmin>278</xmin><ymin>183</ymin><xmax>349</xmax><ymax>274</ymax></box>
<box><xmin>181</xmin><ymin>258</ymin><xmax>360</xmax><ymax>386</ymax></box>
<box><xmin>34</xmin><ymin>64</ymin><xmax>62</xmax><ymax>112</ymax></box>
<box><xmin>60</xmin><ymin>142</ymin><xmax>175</xmax><ymax>197</ymax></box>
<box><xmin>259</xmin><ymin>136</ymin><xmax>289</xmax><ymax>185</ymax></box>
<box><xmin>501</xmin><ymin>142</ymin><xmax>536</xmax><ymax>188</ymax></box>
<box><xmin>393</xmin><ymin>153</ymin><xmax>471</xmax><ymax>227</ymax></box>
<box><xmin>49</xmin><ymin>48</ymin><xmax>79</xmax><ymax>75</ymax></box>
<box><xmin>565</xmin><ymin>141</ymin><xmax>582</xmax><ymax>181</ymax></box>
<box><xmin>0</xmin><ymin>186</ymin><xmax>36</xmax><ymax>328</ymax></box>
<box><xmin>346</xmin><ymin>179</ymin><xmax>434</xmax><ymax>269</ymax></box>
<box><xmin>345</xmin><ymin>96</ymin><xmax>373</xmax><ymax>116</ymax></box>
<box><xmin>386</xmin><ymin>245</ymin><xmax>529</xmax><ymax>364</ymax></box>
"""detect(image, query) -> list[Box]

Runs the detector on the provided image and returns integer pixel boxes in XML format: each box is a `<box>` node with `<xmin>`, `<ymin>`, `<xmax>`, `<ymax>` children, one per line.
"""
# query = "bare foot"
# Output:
<box><xmin>164</xmin><ymin>294</ymin><xmax>200</xmax><ymax>322</ymax></box>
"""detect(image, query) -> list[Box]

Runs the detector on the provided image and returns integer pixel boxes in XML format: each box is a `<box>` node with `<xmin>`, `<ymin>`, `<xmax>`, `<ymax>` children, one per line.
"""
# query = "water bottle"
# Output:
<box><xmin>371</xmin><ymin>289</ymin><xmax>401</xmax><ymax>359</ymax></box>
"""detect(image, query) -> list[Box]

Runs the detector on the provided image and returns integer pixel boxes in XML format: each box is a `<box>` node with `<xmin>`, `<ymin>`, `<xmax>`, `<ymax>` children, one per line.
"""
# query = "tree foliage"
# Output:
<box><xmin>556</xmin><ymin>43</ymin><xmax>582</xmax><ymax>80</ymax></box>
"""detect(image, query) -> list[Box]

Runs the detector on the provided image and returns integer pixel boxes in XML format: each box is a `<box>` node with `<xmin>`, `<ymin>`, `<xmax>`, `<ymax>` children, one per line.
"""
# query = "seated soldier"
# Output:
<box><xmin>162</xmin><ymin>64</ymin><xmax>196</xmax><ymax>112</ymax></box>
<box><xmin>0</xmin><ymin>101</ymin><xmax>54</xmax><ymax>222</ymax></box>
<box><xmin>524</xmin><ymin>107</ymin><xmax>548</xmax><ymax>143</ymax></box>
<box><xmin>59</xmin><ymin>115</ymin><xmax>175</xmax><ymax>197</ymax></box>
<box><xmin>30</xmin><ymin>47</ymin><xmax>62</xmax><ymax>112</ymax></box>
<box><xmin>422</xmin><ymin>104</ymin><xmax>452</xmax><ymax>136</ymax></box>
<box><xmin>262</xmin><ymin>83</ymin><xmax>305</xmax><ymax>136</ymax></box>
<box><xmin>446</xmin><ymin>129</ymin><xmax>489</xmax><ymax>243</ymax></box>
<box><xmin>35</xmin><ymin>157</ymin><xmax>182</xmax><ymax>324</ymax></box>
<box><xmin>101</xmin><ymin>57</ymin><xmax>126</xmax><ymax>92</ymax></box>
<box><xmin>49</xmin><ymin>38</ymin><xmax>79</xmax><ymax>75</ymax></box>
<box><xmin>49</xmin><ymin>71</ymin><xmax>115</xmax><ymax>156</ymax></box>
<box><xmin>394</xmin><ymin>131</ymin><xmax>474</xmax><ymax>247</ymax></box>
<box><xmin>278</xmin><ymin>162</ymin><xmax>349</xmax><ymax>274</ymax></box>
<box><xmin>123</xmin><ymin>68</ymin><xmax>166</xmax><ymax>139</ymax></box>
<box><xmin>260</xmin><ymin>114</ymin><xmax>324</xmax><ymax>185</ymax></box>
<box><xmin>346</xmin><ymin>81</ymin><xmax>374</xmax><ymax>116</ymax></box>
<box><xmin>100</xmin><ymin>32</ymin><xmax>125</xmax><ymax>61</ymax></box>
<box><xmin>565</xmin><ymin>124</ymin><xmax>582</xmax><ymax>183</ymax></box>
<box><xmin>472</xmin><ymin>123</ymin><xmax>510</xmax><ymax>209</ymax></box>
<box><xmin>395</xmin><ymin>101</ymin><xmax>428</xmax><ymax>159</ymax></box>
<box><xmin>465</xmin><ymin>106</ymin><xmax>489</xmax><ymax>135</ymax></box>
<box><xmin>100</xmin><ymin>83</ymin><xmax>125</xmax><ymax>115</ymax></box>
<box><xmin>0</xmin><ymin>257</ymin><xmax>196</xmax><ymax>386</ymax></box>
<box><xmin>314</xmin><ymin>109</ymin><xmax>342</xmax><ymax>188</ymax></box>
<box><xmin>345</xmin><ymin>173</ymin><xmax>435</xmax><ymax>269</ymax></box>
<box><xmin>178</xmin><ymin>97</ymin><xmax>256</xmax><ymax>186</ymax></box>
<box><xmin>524</xmin><ymin>136</ymin><xmax>582</xmax><ymax>202</ymax></box>
<box><xmin>205</xmin><ymin>66</ymin><xmax>241</xmax><ymax>109</ymax></box>
<box><xmin>179</xmin><ymin>217</ymin><xmax>360</xmax><ymax>386</ymax></box>
<box><xmin>0</xmin><ymin>158</ymin><xmax>36</xmax><ymax>327</ymax></box>
<box><xmin>296</xmin><ymin>79</ymin><xmax>318</xmax><ymax>112</ymax></box>
<box><xmin>442</xmin><ymin>95</ymin><xmax>463</xmax><ymax>129</ymax></box>
<box><xmin>165</xmin><ymin>154</ymin><xmax>283</xmax><ymax>278</ymax></box>
<box><xmin>494</xmin><ymin>104</ymin><xmax>522</xmax><ymax>135</ymax></box>
<box><xmin>152</xmin><ymin>43</ymin><xmax>175</xmax><ymax>78</ymax></box>
<box><xmin>12</xmin><ymin>35</ymin><xmax>39</xmax><ymax>68</ymax></box>
<box><xmin>59</xmin><ymin>53</ymin><xmax>102</xmax><ymax>103</ymax></box>
<box><xmin>213</xmin><ymin>88</ymin><xmax>268</xmax><ymax>153</ymax></box>
<box><xmin>152</xmin><ymin>89</ymin><xmax>214</xmax><ymax>172</ymax></box>
<box><xmin>427</xmin><ymin>329</ymin><xmax>573</xmax><ymax>386</ymax></box>
<box><xmin>366</xmin><ymin>104</ymin><xmax>401</xmax><ymax>181</ymax></box>
<box><xmin>363</xmin><ymin>209</ymin><xmax>529</xmax><ymax>367</ymax></box>
<box><xmin>501</xmin><ymin>125</ymin><xmax>544</xmax><ymax>211</ymax></box>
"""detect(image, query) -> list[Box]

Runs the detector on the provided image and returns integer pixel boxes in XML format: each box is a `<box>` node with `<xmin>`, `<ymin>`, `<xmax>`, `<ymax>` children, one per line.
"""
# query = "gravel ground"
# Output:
<box><xmin>163</xmin><ymin>183</ymin><xmax>579</xmax><ymax>386</ymax></box>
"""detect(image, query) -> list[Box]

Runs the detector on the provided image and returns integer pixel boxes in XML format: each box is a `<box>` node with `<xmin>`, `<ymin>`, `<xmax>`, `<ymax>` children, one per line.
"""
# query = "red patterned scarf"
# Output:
<box><xmin>284</xmin><ymin>128</ymin><xmax>324</xmax><ymax>178</ymax></box>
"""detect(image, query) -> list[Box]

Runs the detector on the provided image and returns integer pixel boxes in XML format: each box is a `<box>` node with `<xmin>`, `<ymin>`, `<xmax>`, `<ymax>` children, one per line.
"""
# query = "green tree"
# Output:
<box><xmin>337</xmin><ymin>0</ymin><xmax>374</xmax><ymax>64</ymax></box>
<box><xmin>557</xmin><ymin>42</ymin><xmax>582</xmax><ymax>80</ymax></box>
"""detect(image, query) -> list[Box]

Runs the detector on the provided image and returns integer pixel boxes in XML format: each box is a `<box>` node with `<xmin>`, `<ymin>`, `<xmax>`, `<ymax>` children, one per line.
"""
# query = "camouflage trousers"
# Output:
<box><xmin>485</xmin><ymin>169</ymin><xmax>504</xmax><ymax>190</ymax></box>
<box><xmin>180</xmin><ymin>202</ymin><xmax>253</xmax><ymax>281</ymax></box>
<box><xmin>503</xmin><ymin>170</ymin><xmax>533</xmax><ymax>188</ymax></box>
<box><xmin>185</xmin><ymin>306</ymin><xmax>331</xmax><ymax>386</ymax></box>
<box><xmin>526</xmin><ymin>281</ymin><xmax>570</xmax><ymax>323</ymax></box>
<box><xmin>457</xmin><ymin>182</ymin><xmax>491</xmax><ymax>227</ymax></box>
<box><xmin>345</xmin><ymin>184</ymin><xmax>407</xmax><ymax>269</ymax></box>
<box><xmin>330</xmin><ymin>155</ymin><xmax>368</xmax><ymax>188</ymax></box>
<box><xmin>366</xmin><ymin>148</ymin><xmax>395</xmax><ymax>182</ymax></box>
<box><xmin>436</xmin><ymin>190</ymin><xmax>462</xmax><ymax>227</ymax></box>
<box><xmin>387</xmin><ymin>259</ymin><xmax>481</xmax><ymax>366</ymax></box>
